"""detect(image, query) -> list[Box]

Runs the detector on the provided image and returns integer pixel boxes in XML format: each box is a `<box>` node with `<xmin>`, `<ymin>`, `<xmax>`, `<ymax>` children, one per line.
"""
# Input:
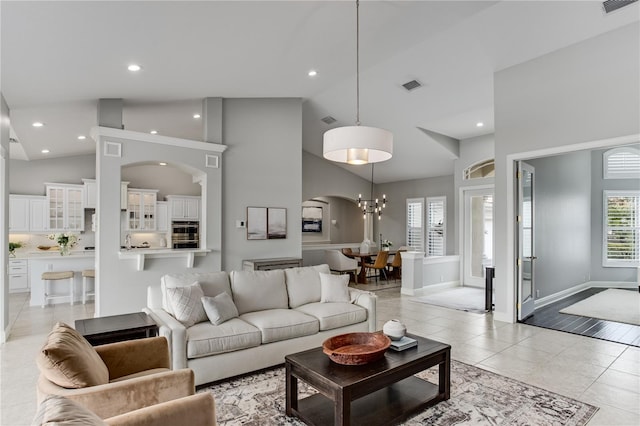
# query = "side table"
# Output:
<box><xmin>75</xmin><ymin>312</ymin><xmax>158</xmax><ymax>346</ymax></box>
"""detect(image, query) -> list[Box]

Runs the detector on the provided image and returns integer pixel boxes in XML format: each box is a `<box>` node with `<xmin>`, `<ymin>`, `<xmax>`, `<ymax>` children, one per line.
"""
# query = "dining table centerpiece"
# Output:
<box><xmin>381</xmin><ymin>239</ymin><xmax>393</xmax><ymax>251</ymax></box>
<box><xmin>48</xmin><ymin>233</ymin><xmax>78</xmax><ymax>256</ymax></box>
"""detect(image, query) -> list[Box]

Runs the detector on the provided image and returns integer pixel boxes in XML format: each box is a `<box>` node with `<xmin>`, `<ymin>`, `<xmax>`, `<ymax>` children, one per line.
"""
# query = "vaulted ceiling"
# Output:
<box><xmin>2</xmin><ymin>1</ymin><xmax>638</xmax><ymax>182</ymax></box>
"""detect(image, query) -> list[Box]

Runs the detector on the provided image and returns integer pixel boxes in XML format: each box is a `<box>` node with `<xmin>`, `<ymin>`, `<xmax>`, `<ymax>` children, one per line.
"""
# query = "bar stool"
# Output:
<box><xmin>42</xmin><ymin>271</ymin><xmax>74</xmax><ymax>308</ymax></box>
<box><xmin>82</xmin><ymin>269</ymin><xmax>95</xmax><ymax>304</ymax></box>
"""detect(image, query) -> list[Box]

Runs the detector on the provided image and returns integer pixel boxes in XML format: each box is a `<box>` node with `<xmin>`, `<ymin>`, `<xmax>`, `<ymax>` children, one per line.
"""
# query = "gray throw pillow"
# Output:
<box><xmin>320</xmin><ymin>273</ymin><xmax>351</xmax><ymax>303</ymax></box>
<box><xmin>201</xmin><ymin>292</ymin><xmax>239</xmax><ymax>325</ymax></box>
<box><xmin>165</xmin><ymin>282</ymin><xmax>208</xmax><ymax>327</ymax></box>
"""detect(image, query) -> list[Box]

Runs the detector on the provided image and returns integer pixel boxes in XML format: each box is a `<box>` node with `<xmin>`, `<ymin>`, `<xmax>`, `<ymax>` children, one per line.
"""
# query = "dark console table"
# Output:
<box><xmin>75</xmin><ymin>312</ymin><xmax>158</xmax><ymax>346</ymax></box>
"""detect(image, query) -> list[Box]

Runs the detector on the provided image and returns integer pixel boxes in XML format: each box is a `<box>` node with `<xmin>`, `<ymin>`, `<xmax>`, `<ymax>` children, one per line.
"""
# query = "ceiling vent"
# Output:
<box><xmin>321</xmin><ymin>116</ymin><xmax>337</xmax><ymax>125</ymax></box>
<box><xmin>602</xmin><ymin>0</ymin><xmax>638</xmax><ymax>14</ymax></box>
<box><xmin>402</xmin><ymin>79</ymin><xmax>422</xmax><ymax>92</ymax></box>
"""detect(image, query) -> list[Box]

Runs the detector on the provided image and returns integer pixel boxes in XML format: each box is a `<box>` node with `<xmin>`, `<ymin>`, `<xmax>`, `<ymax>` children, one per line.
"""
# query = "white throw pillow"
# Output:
<box><xmin>165</xmin><ymin>282</ymin><xmax>208</xmax><ymax>327</ymax></box>
<box><xmin>320</xmin><ymin>273</ymin><xmax>350</xmax><ymax>303</ymax></box>
<box><xmin>201</xmin><ymin>292</ymin><xmax>239</xmax><ymax>325</ymax></box>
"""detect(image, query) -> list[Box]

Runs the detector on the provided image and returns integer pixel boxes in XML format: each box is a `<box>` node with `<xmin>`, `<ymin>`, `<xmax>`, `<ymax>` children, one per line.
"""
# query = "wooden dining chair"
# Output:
<box><xmin>387</xmin><ymin>249</ymin><xmax>406</xmax><ymax>281</ymax></box>
<box><xmin>364</xmin><ymin>251</ymin><xmax>390</xmax><ymax>282</ymax></box>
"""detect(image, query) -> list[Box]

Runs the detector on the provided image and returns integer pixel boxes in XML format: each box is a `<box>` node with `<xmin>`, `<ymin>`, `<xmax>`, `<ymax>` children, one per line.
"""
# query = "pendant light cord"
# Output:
<box><xmin>356</xmin><ymin>0</ymin><xmax>360</xmax><ymax>126</ymax></box>
<box><xmin>370</xmin><ymin>163</ymin><xmax>374</xmax><ymax>200</ymax></box>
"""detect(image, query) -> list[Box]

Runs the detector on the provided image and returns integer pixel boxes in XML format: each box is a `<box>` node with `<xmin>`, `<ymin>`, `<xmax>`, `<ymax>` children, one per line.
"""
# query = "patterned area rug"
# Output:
<box><xmin>199</xmin><ymin>361</ymin><xmax>597</xmax><ymax>425</ymax></box>
<box><xmin>349</xmin><ymin>281</ymin><xmax>401</xmax><ymax>292</ymax></box>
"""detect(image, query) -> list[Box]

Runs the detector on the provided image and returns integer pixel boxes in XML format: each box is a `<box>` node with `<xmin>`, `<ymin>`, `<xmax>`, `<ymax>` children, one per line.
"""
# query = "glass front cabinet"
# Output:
<box><xmin>126</xmin><ymin>189</ymin><xmax>158</xmax><ymax>231</ymax></box>
<box><xmin>45</xmin><ymin>184</ymin><xmax>85</xmax><ymax>232</ymax></box>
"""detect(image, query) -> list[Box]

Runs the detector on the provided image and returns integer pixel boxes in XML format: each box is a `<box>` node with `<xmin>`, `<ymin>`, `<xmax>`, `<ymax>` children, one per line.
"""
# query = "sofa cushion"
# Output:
<box><xmin>230</xmin><ymin>269</ymin><xmax>288</xmax><ymax>315</ymax></box>
<box><xmin>165</xmin><ymin>282</ymin><xmax>208</xmax><ymax>327</ymax></box>
<box><xmin>186</xmin><ymin>318</ymin><xmax>262</xmax><ymax>359</ymax></box>
<box><xmin>201</xmin><ymin>292</ymin><xmax>239</xmax><ymax>325</ymax></box>
<box><xmin>32</xmin><ymin>395</ymin><xmax>107</xmax><ymax>426</ymax></box>
<box><xmin>161</xmin><ymin>271</ymin><xmax>231</xmax><ymax>315</ymax></box>
<box><xmin>36</xmin><ymin>322</ymin><xmax>109</xmax><ymax>389</ymax></box>
<box><xmin>319</xmin><ymin>272</ymin><xmax>350</xmax><ymax>303</ymax></box>
<box><xmin>295</xmin><ymin>302</ymin><xmax>368</xmax><ymax>331</ymax></box>
<box><xmin>240</xmin><ymin>309</ymin><xmax>319</xmax><ymax>344</ymax></box>
<box><xmin>284</xmin><ymin>264</ymin><xmax>330</xmax><ymax>308</ymax></box>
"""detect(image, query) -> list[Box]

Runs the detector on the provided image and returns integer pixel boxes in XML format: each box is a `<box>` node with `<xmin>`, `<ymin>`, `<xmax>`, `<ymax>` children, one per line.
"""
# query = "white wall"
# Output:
<box><xmin>9</xmin><ymin>154</ymin><xmax>95</xmax><ymax>195</ymax></box>
<box><xmin>494</xmin><ymin>23</ymin><xmax>640</xmax><ymax>322</ymax></box>
<box><xmin>122</xmin><ymin>164</ymin><xmax>201</xmax><ymax>199</ymax></box>
<box><xmin>1</xmin><ymin>94</ymin><xmax>10</xmax><ymax>342</ymax></box>
<box><xmin>222</xmin><ymin>98</ymin><xmax>303</xmax><ymax>271</ymax></box>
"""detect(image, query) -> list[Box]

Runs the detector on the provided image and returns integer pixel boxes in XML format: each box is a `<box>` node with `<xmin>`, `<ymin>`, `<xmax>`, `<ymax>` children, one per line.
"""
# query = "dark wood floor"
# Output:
<box><xmin>521</xmin><ymin>288</ymin><xmax>640</xmax><ymax>347</ymax></box>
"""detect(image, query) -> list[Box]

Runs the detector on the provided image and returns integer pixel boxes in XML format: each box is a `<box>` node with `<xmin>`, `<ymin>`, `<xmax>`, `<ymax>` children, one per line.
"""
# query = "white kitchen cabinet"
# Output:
<box><xmin>9</xmin><ymin>195</ymin><xmax>30</xmax><ymax>232</ymax></box>
<box><xmin>166</xmin><ymin>195</ymin><xmax>200</xmax><ymax>221</ymax></box>
<box><xmin>121</xmin><ymin>182</ymin><xmax>130</xmax><ymax>210</ymax></box>
<box><xmin>29</xmin><ymin>197</ymin><xmax>48</xmax><ymax>232</ymax></box>
<box><xmin>156</xmin><ymin>201</ymin><xmax>169</xmax><ymax>232</ymax></box>
<box><xmin>46</xmin><ymin>184</ymin><xmax>85</xmax><ymax>232</ymax></box>
<box><xmin>9</xmin><ymin>260</ymin><xmax>29</xmax><ymax>293</ymax></box>
<box><xmin>82</xmin><ymin>178</ymin><xmax>97</xmax><ymax>209</ymax></box>
<box><xmin>127</xmin><ymin>189</ymin><xmax>158</xmax><ymax>231</ymax></box>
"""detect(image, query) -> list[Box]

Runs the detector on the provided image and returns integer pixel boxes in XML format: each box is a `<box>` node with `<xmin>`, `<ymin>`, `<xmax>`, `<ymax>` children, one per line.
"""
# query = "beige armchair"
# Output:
<box><xmin>33</xmin><ymin>393</ymin><xmax>216</xmax><ymax>426</ymax></box>
<box><xmin>325</xmin><ymin>249</ymin><xmax>358</xmax><ymax>279</ymax></box>
<box><xmin>36</xmin><ymin>323</ymin><xmax>196</xmax><ymax>420</ymax></box>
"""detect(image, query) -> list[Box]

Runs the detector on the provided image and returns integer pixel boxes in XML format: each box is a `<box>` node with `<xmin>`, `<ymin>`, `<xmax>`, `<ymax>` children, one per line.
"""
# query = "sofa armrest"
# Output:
<box><xmin>105</xmin><ymin>392</ymin><xmax>216</xmax><ymax>426</ymax></box>
<box><xmin>37</xmin><ymin>369</ymin><xmax>195</xmax><ymax>420</ymax></box>
<box><xmin>349</xmin><ymin>289</ymin><xmax>377</xmax><ymax>332</ymax></box>
<box><xmin>96</xmin><ymin>337</ymin><xmax>170</xmax><ymax>380</ymax></box>
<box><xmin>143</xmin><ymin>307</ymin><xmax>188</xmax><ymax>370</ymax></box>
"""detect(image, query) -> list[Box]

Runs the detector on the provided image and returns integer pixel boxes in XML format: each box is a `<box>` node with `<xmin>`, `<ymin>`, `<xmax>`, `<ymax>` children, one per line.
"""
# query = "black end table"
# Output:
<box><xmin>75</xmin><ymin>312</ymin><xmax>158</xmax><ymax>346</ymax></box>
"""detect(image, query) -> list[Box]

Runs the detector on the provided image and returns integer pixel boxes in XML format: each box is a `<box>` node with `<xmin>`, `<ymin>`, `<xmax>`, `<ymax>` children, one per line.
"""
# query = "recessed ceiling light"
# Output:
<box><xmin>308</xmin><ymin>70</ymin><xmax>318</xmax><ymax>77</ymax></box>
<box><xmin>77</xmin><ymin>135</ymin><xmax>86</xmax><ymax>140</ymax></box>
<box><xmin>193</xmin><ymin>114</ymin><xmax>201</xmax><ymax>119</ymax></box>
<box><xmin>476</xmin><ymin>122</ymin><xmax>484</xmax><ymax>127</ymax></box>
<box><xmin>41</xmin><ymin>149</ymin><xmax>50</xmax><ymax>154</ymax></box>
<box><xmin>150</xmin><ymin>130</ymin><xmax>158</xmax><ymax>135</ymax></box>
<box><xmin>32</xmin><ymin>122</ymin><xmax>44</xmax><ymax>127</ymax></box>
<box><xmin>159</xmin><ymin>162</ymin><xmax>167</xmax><ymax>166</ymax></box>
<box><xmin>128</xmin><ymin>64</ymin><xmax>142</xmax><ymax>72</ymax></box>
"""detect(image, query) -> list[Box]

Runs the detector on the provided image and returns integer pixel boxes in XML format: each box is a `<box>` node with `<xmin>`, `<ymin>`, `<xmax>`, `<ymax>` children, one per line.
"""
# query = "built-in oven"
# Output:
<box><xmin>171</xmin><ymin>221</ymin><xmax>199</xmax><ymax>249</ymax></box>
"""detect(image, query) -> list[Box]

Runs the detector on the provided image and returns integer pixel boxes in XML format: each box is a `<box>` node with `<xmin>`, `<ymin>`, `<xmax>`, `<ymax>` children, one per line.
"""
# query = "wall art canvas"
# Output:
<box><xmin>247</xmin><ymin>207</ymin><xmax>267</xmax><ymax>240</ymax></box>
<box><xmin>267</xmin><ymin>208</ymin><xmax>287</xmax><ymax>239</ymax></box>
<box><xmin>302</xmin><ymin>206</ymin><xmax>323</xmax><ymax>233</ymax></box>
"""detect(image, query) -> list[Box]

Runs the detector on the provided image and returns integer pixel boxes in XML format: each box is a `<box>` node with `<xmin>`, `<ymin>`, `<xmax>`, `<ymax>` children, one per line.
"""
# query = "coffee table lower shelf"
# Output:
<box><xmin>291</xmin><ymin>376</ymin><xmax>442</xmax><ymax>426</ymax></box>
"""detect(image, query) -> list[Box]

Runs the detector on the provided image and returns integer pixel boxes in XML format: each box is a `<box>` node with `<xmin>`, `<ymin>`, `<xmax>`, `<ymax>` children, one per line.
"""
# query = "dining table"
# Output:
<box><xmin>347</xmin><ymin>250</ymin><xmax>396</xmax><ymax>284</ymax></box>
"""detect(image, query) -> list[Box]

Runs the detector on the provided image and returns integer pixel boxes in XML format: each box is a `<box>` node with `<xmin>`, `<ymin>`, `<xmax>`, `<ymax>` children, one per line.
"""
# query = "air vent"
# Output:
<box><xmin>402</xmin><ymin>79</ymin><xmax>422</xmax><ymax>92</ymax></box>
<box><xmin>321</xmin><ymin>116</ymin><xmax>337</xmax><ymax>125</ymax></box>
<box><xmin>603</xmin><ymin>0</ymin><xmax>638</xmax><ymax>14</ymax></box>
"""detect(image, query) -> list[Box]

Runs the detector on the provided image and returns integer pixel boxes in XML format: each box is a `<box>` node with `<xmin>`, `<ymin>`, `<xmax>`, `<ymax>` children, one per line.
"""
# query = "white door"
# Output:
<box><xmin>463</xmin><ymin>188</ymin><xmax>494</xmax><ymax>287</ymax></box>
<box><xmin>517</xmin><ymin>162</ymin><xmax>536</xmax><ymax>321</ymax></box>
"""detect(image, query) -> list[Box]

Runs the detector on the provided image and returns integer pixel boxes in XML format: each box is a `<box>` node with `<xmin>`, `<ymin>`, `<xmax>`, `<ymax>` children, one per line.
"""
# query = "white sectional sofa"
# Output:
<box><xmin>145</xmin><ymin>264</ymin><xmax>377</xmax><ymax>385</ymax></box>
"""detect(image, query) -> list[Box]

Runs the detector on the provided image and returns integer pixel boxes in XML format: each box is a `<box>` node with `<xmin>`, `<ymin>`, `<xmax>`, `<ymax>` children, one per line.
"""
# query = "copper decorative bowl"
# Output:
<box><xmin>322</xmin><ymin>332</ymin><xmax>391</xmax><ymax>365</ymax></box>
<box><xmin>37</xmin><ymin>245</ymin><xmax>55</xmax><ymax>251</ymax></box>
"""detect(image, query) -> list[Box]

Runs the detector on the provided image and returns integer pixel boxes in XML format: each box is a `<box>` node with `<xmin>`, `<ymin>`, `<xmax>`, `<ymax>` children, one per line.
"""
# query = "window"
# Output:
<box><xmin>406</xmin><ymin>198</ymin><xmax>424</xmax><ymax>252</ymax></box>
<box><xmin>603</xmin><ymin>191</ymin><xmax>639</xmax><ymax>267</ymax></box>
<box><xmin>426</xmin><ymin>197</ymin><xmax>446</xmax><ymax>256</ymax></box>
<box><xmin>604</xmin><ymin>147</ymin><xmax>640</xmax><ymax>179</ymax></box>
<box><xmin>463</xmin><ymin>159</ymin><xmax>495</xmax><ymax>180</ymax></box>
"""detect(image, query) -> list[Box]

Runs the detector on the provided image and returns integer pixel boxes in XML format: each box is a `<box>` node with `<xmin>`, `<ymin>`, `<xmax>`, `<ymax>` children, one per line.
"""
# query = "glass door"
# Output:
<box><xmin>463</xmin><ymin>188</ymin><xmax>494</xmax><ymax>287</ymax></box>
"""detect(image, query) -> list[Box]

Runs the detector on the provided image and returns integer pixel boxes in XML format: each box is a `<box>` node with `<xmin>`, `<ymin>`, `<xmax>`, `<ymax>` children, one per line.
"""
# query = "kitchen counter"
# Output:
<box><xmin>118</xmin><ymin>248</ymin><xmax>211</xmax><ymax>271</ymax></box>
<box><xmin>12</xmin><ymin>250</ymin><xmax>96</xmax><ymax>259</ymax></box>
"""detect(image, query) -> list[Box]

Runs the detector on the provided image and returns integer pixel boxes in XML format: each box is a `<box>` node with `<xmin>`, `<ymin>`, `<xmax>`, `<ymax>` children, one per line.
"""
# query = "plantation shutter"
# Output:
<box><xmin>604</xmin><ymin>191</ymin><xmax>640</xmax><ymax>266</ymax></box>
<box><xmin>426</xmin><ymin>197</ymin><xmax>445</xmax><ymax>256</ymax></box>
<box><xmin>406</xmin><ymin>198</ymin><xmax>424</xmax><ymax>252</ymax></box>
<box><xmin>604</xmin><ymin>148</ymin><xmax>640</xmax><ymax>179</ymax></box>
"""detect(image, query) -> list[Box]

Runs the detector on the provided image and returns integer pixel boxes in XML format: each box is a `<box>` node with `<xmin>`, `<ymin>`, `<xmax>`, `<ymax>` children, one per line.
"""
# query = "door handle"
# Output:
<box><xmin>526</xmin><ymin>256</ymin><xmax>538</xmax><ymax>260</ymax></box>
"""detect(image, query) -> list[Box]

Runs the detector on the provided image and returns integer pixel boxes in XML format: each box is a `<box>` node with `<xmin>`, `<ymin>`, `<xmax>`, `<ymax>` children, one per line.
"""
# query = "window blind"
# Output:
<box><xmin>604</xmin><ymin>191</ymin><xmax>639</xmax><ymax>266</ymax></box>
<box><xmin>406</xmin><ymin>198</ymin><xmax>424</xmax><ymax>252</ymax></box>
<box><xmin>604</xmin><ymin>148</ymin><xmax>640</xmax><ymax>179</ymax></box>
<box><xmin>427</xmin><ymin>197</ymin><xmax>445</xmax><ymax>256</ymax></box>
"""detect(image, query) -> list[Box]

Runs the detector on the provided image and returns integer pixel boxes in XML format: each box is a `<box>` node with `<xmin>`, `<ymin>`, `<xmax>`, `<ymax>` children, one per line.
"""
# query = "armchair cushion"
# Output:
<box><xmin>32</xmin><ymin>395</ymin><xmax>106</xmax><ymax>426</ymax></box>
<box><xmin>36</xmin><ymin>322</ymin><xmax>109</xmax><ymax>389</ymax></box>
<box><xmin>165</xmin><ymin>282</ymin><xmax>208</xmax><ymax>327</ymax></box>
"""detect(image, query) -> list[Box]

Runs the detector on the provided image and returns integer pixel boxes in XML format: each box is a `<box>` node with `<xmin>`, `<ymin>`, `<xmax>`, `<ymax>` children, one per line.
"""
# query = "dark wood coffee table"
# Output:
<box><xmin>75</xmin><ymin>312</ymin><xmax>158</xmax><ymax>346</ymax></box>
<box><xmin>285</xmin><ymin>333</ymin><xmax>450</xmax><ymax>426</ymax></box>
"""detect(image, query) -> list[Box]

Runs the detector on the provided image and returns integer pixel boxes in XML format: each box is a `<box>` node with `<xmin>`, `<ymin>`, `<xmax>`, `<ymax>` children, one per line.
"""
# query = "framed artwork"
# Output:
<box><xmin>268</xmin><ymin>208</ymin><xmax>287</xmax><ymax>239</ymax></box>
<box><xmin>302</xmin><ymin>206</ymin><xmax>323</xmax><ymax>233</ymax></box>
<box><xmin>247</xmin><ymin>207</ymin><xmax>267</xmax><ymax>240</ymax></box>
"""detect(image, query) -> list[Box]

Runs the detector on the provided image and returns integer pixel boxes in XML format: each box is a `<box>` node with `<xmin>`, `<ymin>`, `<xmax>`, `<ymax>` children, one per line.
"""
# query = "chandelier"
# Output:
<box><xmin>322</xmin><ymin>0</ymin><xmax>393</xmax><ymax>165</ymax></box>
<box><xmin>358</xmin><ymin>164</ymin><xmax>386</xmax><ymax>220</ymax></box>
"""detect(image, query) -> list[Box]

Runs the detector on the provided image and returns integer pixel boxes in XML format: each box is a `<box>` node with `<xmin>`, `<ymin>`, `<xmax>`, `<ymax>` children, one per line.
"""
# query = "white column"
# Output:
<box><xmin>400</xmin><ymin>251</ymin><xmax>425</xmax><ymax>296</ymax></box>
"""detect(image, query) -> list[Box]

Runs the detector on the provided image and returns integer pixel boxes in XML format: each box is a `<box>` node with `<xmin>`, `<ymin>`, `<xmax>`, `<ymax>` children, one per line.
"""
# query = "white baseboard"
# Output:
<box><xmin>402</xmin><ymin>281</ymin><xmax>460</xmax><ymax>297</ymax></box>
<box><xmin>535</xmin><ymin>281</ymin><xmax>637</xmax><ymax>309</ymax></box>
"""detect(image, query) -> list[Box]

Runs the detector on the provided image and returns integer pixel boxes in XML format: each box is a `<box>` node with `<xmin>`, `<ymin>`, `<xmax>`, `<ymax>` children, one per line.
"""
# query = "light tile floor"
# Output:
<box><xmin>1</xmin><ymin>289</ymin><xmax>639</xmax><ymax>425</ymax></box>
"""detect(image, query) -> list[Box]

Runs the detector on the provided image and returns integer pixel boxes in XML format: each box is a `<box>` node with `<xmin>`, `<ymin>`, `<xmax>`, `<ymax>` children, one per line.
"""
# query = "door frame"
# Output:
<box><xmin>459</xmin><ymin>184</ymin><xmax>494</xmax><ymax>289</ymax></box>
